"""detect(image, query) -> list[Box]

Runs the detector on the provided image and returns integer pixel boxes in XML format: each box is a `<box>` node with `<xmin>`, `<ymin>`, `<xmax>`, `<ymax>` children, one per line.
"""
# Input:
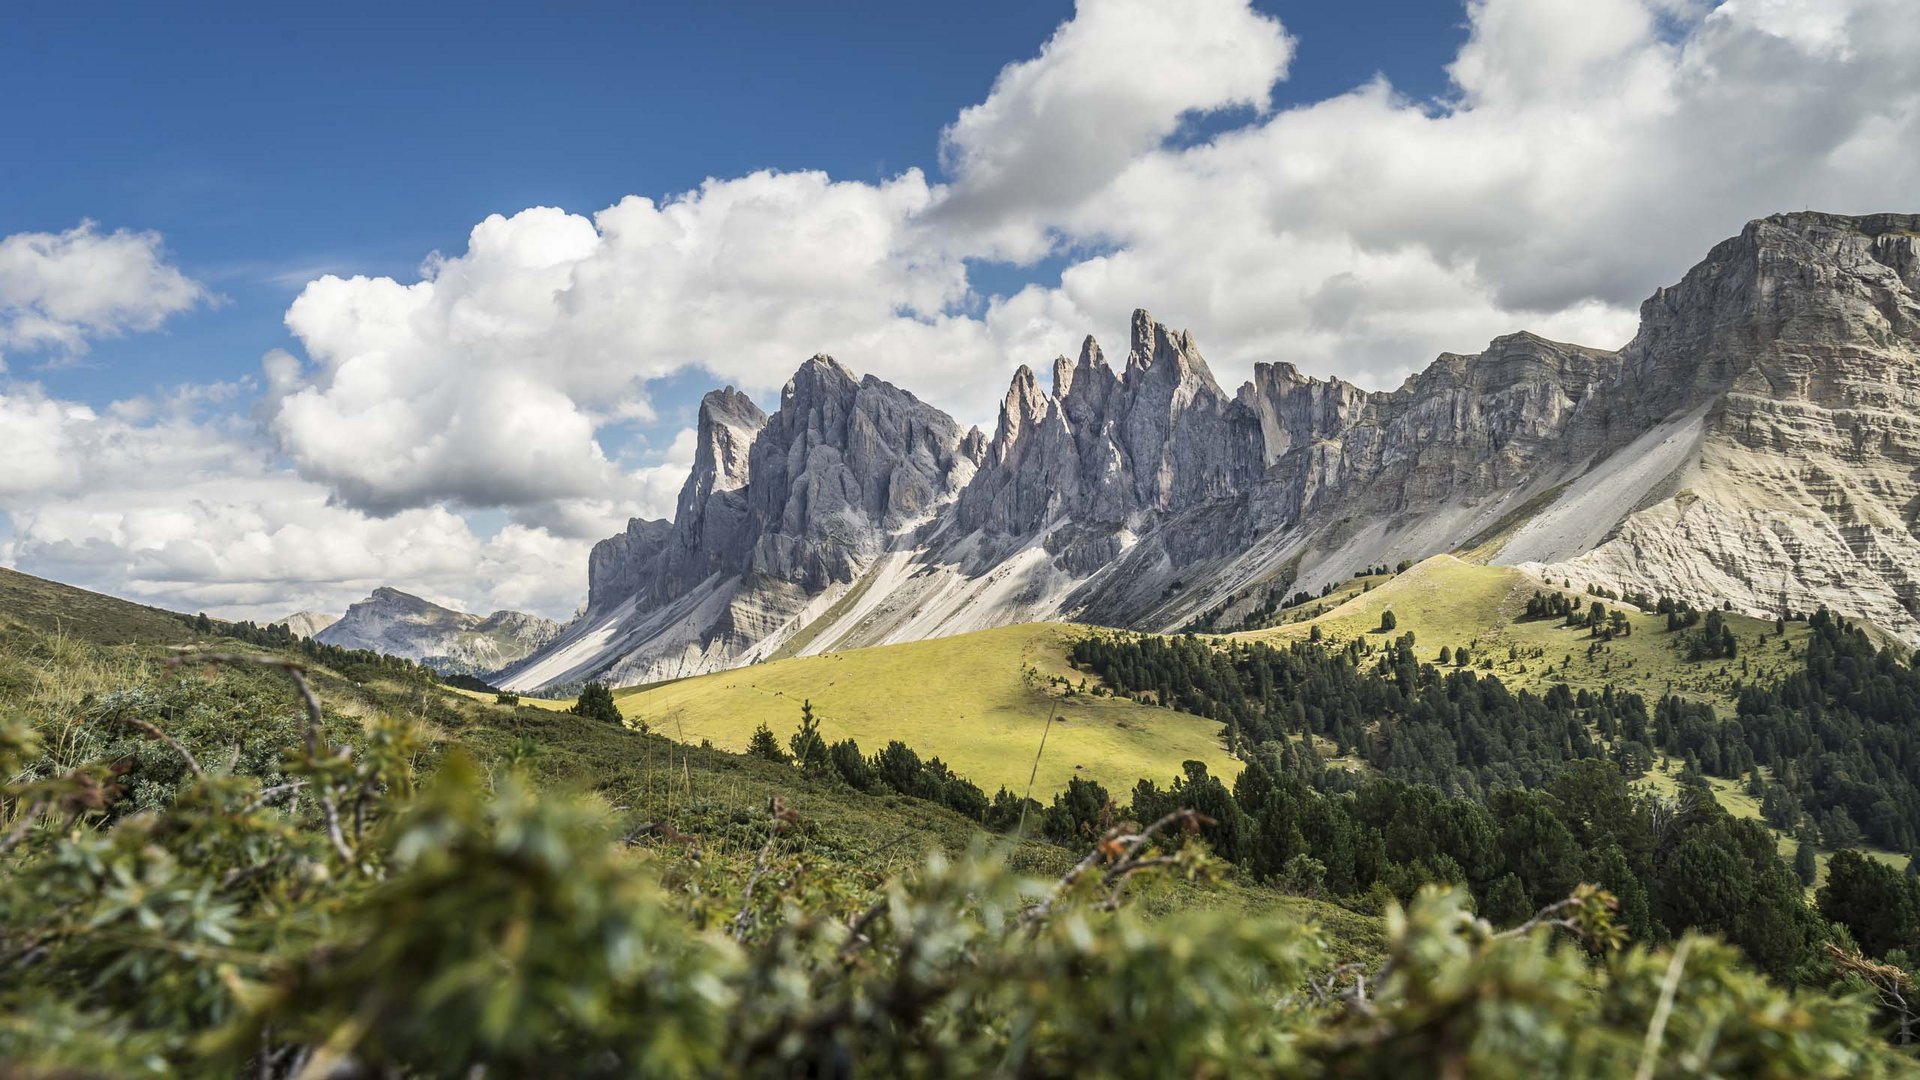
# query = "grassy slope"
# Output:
<box><xmin>0</xmin><ymin>567</ymin><xmax>193</xmax><ymax>646</ymax></box>
<box><xmin>1252</xmin><ymin>556</ymin><xmax>1906</xmax><ymax>879</ymax></box>
<box><xmin>1239</xmin><ymin>556</ymin><xmax>1810</xmax><ymax>713</ymax></box>
<box><xmin>0</xmin><ymin>567</ymin><xmax>1383</xmax><ymax>964</ymax></box>
<box><xmin>611</xmin><ymin>622</ymin><xmax>1241</xmax><ymax>798</ymax></box>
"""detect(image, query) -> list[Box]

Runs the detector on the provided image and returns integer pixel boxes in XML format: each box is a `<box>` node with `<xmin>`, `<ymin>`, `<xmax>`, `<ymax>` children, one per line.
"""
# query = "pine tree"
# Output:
<box><xmin>569</xmin><ymin>681</ymin><xmax>622</xmax><ymax>724</ymax></box>
<box><xmin>789</xmin><ymin>699</ymin><xmax>829</xmax><ymax>774</ymax></box>
<box><xmin>1793</xmin><ymin>840</ymin><xmax>1818</xmax><ymax>887</ymax></box>
<box><xmin>1379</xmin><ymin>609</ymin><xmax>1397</xmax><ymax>632</ymax></box>
<box><xmin>747</xmin><ymin>722</ymin><xmax>789</xmax><ymax>763</ymax></box>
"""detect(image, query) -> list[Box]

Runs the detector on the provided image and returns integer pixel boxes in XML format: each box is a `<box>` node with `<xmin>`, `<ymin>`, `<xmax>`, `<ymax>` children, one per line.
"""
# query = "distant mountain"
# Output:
<box><xmin>278</xmin><ymin>611</ymin><xmax>340</xmax><ymax>639</ymax></box>
<box><xmin>316</xmin><ymin>587</ymin><xmax>562</xmax><ymax>679</ymax></box>
<box><xmin>501</xmin><ymin>211</ymin><xmax>1920</xmax><ymax>693</ymax></box>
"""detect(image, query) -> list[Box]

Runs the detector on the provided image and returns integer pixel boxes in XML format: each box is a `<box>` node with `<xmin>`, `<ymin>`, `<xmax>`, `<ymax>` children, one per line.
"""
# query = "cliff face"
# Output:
<box><xmin>500</xmin><ymin>359</ymin><xmax>978</xmax><ymax>691</ymax></box>
<box><xmin>501</xmin><ymin>212</ymin><xmax>1920</xmax><ymax>692</ymax></box>
<box><xmin>1506</xmin><ymin>213</ymin><xmax>1920</xmax><ymax>641</ymax></box>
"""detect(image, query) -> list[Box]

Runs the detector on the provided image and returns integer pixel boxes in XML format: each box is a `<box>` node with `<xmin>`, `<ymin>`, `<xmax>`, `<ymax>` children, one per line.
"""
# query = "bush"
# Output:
<box><xmin>569</xmin><ymin>681</ymin><xmax>621</xmax><ymax>724</ymax></box>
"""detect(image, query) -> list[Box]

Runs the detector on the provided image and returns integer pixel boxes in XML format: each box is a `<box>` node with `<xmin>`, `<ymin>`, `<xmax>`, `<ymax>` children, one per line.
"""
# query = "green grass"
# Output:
<box><xmin>1240</xmin><ymin>556</ymin><xmax>1809</xmax><ymax>713</ymax></box>
<box><xmin>0</xmin><ymin>567</ymin><xmax>193</xmax><ymax>646</ymax></box>
<box><xmin>1637</xmin><ymin>761</ymin><xmax>1911</xmax><ymax>896</ymax></box>
<box><xmin>0</xmin><ymin>570</ymin><xmax>1384</xmax><ymax>967</ymax></box>
<box><xmin>613</xmin><ymin>622</ymin><xmax>1241</xmax><ymax>799</ymax></box>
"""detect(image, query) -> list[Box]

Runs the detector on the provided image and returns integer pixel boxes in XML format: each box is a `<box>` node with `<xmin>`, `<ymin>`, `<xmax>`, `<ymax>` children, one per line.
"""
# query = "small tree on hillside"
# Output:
<box><xmin>1379</xmin><ymin>609</ymin><xmax>1397</xmax><ymax>633</ymax></box>
<box><xmin>747</xmin><ymin>722</ymin><xmax>789</xmax><ymax>763</ymax></box>
<box><xmin>789</xmin><ymin>700</ymin><xmax>830</xmax><ymax>775</ymax></box>
<box><xmin>1793</xmin><ymin>840</ymin><xmax>1818</xmax><ymax>887</ymax></box>
<box><xmin>570</xmin><ymin>681</ymin><xmax>621</xmax><ymax>724</ymax></box>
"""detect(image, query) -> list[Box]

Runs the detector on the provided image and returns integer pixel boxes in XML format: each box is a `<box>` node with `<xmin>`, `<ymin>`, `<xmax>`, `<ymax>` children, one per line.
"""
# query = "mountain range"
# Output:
<box><xmin>481</xmin><ymin>211</ymin><xmax>1920</xmax><ymax>694</ymax></box>
<box><xmin>308</xmin><ymin>587</ymin><xmax>561</xmax><ymax>679</ymax></box>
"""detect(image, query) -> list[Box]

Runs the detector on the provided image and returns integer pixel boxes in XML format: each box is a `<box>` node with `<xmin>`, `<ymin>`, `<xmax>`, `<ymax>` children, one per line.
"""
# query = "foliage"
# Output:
<box><xmin>0</xmin><ymin>600</ymin><xmax>1913</xmax><ymax>1075</ymax></box>
<box><xmin>568</xmin><ymin>680</ymin><xmax>622</xmax><ymax>724</ymax></box>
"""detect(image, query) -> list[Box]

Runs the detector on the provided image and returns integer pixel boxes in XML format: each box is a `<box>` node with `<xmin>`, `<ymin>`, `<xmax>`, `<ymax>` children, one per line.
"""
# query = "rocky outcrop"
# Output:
<box><xmin>502</xmin><ymin>211</ymin><xmax>1920</xmax><ymax>692</ymax></box>
<box><xmin>277</xmin><ymin>611</ymin><xmax>339</xmax><ymax>639</ymax></box>
<box><xmin>1509</xmin><ymin>212</ymin><xmax>1920</xmax><ymax>641</ymax></box>
<box><xmin>497</xmin><ymin>360</ymin><xmax>977</xmax><ymax>691</ymax></box>
<box><xmin>316</xmin><ymin>587</ymin><xmax>562</xmax><ymax>679</ymax></box>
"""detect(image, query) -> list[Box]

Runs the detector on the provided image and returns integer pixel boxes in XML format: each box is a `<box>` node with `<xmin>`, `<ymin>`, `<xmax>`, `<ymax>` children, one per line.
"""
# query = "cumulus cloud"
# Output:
<box><xmin>929</xmin><ymin>0</ymin><xmax>1293</xmax><ymax>260</ymax></box>
<box><xmin>12</xmin><ymin>0</ymin><xmax>1920</xmax><ymax>623</ymax></box>
<box><xmin>267</xmin><ymin>174</ymin><xmax>1001</xmax><ymax>518</ymax></box>
<box><xmin>0</xmin><ymin>386</ymin><xmax>591</xmax><ymax>621</ymax></box>
<box><xmin>984</xmin><ymin>0</ymin><xmax>1920</xmax><ymax>387</ymax></box>
<box><xmin>0</xmin><ymin>221</ymin><xmax>209</xmax><ymax>364</ymax></box>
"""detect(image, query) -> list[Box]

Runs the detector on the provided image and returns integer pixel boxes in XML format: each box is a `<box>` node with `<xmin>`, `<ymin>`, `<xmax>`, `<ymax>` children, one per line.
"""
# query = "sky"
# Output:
<box><xmin>2</xmin><ymin>0</ymin><xmax>1917</xmax><ymax>623</ymax></box>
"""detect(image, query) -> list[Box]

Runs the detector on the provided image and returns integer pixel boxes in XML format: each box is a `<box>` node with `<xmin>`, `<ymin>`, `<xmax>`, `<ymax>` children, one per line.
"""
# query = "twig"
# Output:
<box><xmin>0</xmin><ymin>798</ymin><xmax>46</xmax><ymax>857</ymax></box>
<box><xmin>169</xmin><ymin>650</ymin><xmax>353</xmax><ymax>862</ymax></box>
<box><xmin>1015</xmin><ymin>702</ymin><xmax>1059</xmax><ymax>839</ymax></box>
<box><xmin>1022</xmin><ymin>808</ymin><xmax>1210</xmax><ymax>929</ymax></box>
<box><xmin>104</xmin><ymin>713</ymin><xmax>202</xmax><ymax>775</ymax></box>
<box><xmin>731</xmin><ymin>797</ymin><xmax>795</xmax><ymax>941</ymax></box>
<box><xmin>1635</xmin><ymin>936</ymin><xmax>1694</xmax><ymax>1080</ymax></box>
<box><xmin>241</xmin><ymin>781</ymin><xmax>308</xmax><ymax>813</ymax></box>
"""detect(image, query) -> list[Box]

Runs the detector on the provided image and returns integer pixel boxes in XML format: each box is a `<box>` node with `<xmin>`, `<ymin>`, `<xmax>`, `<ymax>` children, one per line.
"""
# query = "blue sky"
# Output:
<box><xmin>2</xmin><ymin>0</ymin><xmax>1914</xmax><ymax>621</ymax></box>
<box><xmin>5</xmin><ymin>0</ymin><xmax>1462</xmax><ymax>422</ymax></box>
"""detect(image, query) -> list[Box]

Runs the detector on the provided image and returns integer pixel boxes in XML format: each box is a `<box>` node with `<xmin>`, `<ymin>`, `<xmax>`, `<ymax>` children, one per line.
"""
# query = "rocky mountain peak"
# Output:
<box><xmin>507</xmin><ymin>210</ymin><xmax>1920</xmax><ymax>694</ymax></box>
<box><xmin>676</xmin><ymin>386</ymin><xmax>767</xmax><ymax>528</ymax></box>
<box><xmin>1124</xmin><ymin>309</ymin><xmax>1221</xmax><ymax>395</ymax></box>
<box><xmin>318</xmin><ymin>588</ymin><xmax>561</xmax><ymax>679</ymax></box>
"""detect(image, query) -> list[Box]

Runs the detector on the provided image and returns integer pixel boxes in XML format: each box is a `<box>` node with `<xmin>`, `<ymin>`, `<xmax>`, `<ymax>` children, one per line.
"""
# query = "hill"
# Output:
<box><xmin>1239</xmin><ymin>555</ymin><xmax>1810</xmax><ymax>713</ymax></box>
<box><xmin>0</xmin><ymin>566</ymin><xmax>194</xmax><ymax>646</ymax></box>
<box><xmin>610</xmin><ymin>622</ymin><xmax>1240</xmax><ymax>798</ymax></box>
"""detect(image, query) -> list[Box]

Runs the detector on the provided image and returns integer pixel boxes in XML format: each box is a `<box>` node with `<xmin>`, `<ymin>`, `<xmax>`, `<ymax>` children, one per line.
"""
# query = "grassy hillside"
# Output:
<box><xmin>612</xmin><ymin>622</ymin><xmax>1241</xmax><ymax>798</ymax></box>
<box><xmin>0</xmin><ymin>566</ymin><xmax>193</xmax><ymax>646</ymax></box>
<box><xmin>0</xmin><ymin>568</ymin><xmax>1377</xmax><ymax>956</ymax></box>
<box><xmin>1240</xmin><ymin>556</ymin><xmax>1809</xmax><ymax>712</ymax></box>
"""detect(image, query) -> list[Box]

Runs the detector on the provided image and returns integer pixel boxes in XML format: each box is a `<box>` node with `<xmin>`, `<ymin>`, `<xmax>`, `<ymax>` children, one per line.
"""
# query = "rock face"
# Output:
<box><xmin>501</xmin><ymin>211</ymin><xmax>1920</xmax><ymax>692</ymax></box>
<box><xmin>316</xmin><ymin>588</ymin><xmax>563</xmax><ymax>679</ymax></box>
<box><xmin>277</xmin><ymin>611</ymin><xmax>340</xmax><ymax>639</ymax></box>
<box><xmin>498</xmin><ymin>362</ymin><xmax>980</xmax><ymax>691</ymax></box>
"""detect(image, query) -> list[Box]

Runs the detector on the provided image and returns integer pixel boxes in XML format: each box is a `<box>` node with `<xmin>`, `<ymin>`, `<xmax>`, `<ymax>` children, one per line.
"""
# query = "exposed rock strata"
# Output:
<box><xmin>500</xmin><ymin>212</ymin><xmax>1920</xmax><ymax>692</ymax></box>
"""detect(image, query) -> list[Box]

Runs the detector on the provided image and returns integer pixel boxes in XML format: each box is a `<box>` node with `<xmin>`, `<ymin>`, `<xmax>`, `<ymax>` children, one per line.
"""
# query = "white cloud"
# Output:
<box><xmin>12</xmin><ymin>0</ymin><xmax>1920</xmax><ymax>624</ymax></box>
<box><xmin>0</xmin><ymin>386</ymin><xmax>591</xmax><ymax>621</ymax></box>
<box><xmin>267</xmin><ymin>172</ymin><xmax>1003</xmax><ymax>518</ymax></box>
<box><xmin>930</xmin><ymin>0</ymin><xmax>1293</xmax><ymax>261</ymax></box>
<box><xmin>985</xmin><ymin>0</ymin><xmax>1920</xmax><ymax>388</ymax></box>
<box><xmin>0</xmin><ymin>221</ymin><xmax>209</xmax><ymax>364</ymax></box>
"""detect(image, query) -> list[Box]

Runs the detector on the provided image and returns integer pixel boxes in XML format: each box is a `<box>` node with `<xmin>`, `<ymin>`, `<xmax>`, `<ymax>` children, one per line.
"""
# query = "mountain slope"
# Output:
<box><xmin>611</xmin><ymin>621</ymin><xmax>1239</xmax><ymax>798</ymax></box>
<box><xmin>279</xmin><ymin>611</ymin><xmax>340</xmax><ymax>639</ymax></box>
<box><xmin>506</xmin><ymin>212</ymin><xmax>1920</xmax><ymax>693</ymax></box>
<box><xmin>317</xmin><ymin>587</ymin><xmax>562</xmax><ymax>678</ymax></box>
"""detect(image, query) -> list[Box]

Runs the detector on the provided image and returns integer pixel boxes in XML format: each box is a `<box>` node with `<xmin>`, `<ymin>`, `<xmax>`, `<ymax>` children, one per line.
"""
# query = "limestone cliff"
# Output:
<box><xmin>501</xmin><ymin>211</ymin><xmax>1920</xmax><ymax>693</ymax></box>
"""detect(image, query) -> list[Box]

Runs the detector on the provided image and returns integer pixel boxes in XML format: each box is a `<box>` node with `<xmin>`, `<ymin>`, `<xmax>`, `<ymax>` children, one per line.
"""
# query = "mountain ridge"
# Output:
<box><xmin>500</xmin><ymin>211</ymin><xmax>1920</xmax><ymax>692</ymax></box>
<box><xmin>317</xmin><ymin>587</ymin><xmax>562</xmax><ymax>679</ymax></box>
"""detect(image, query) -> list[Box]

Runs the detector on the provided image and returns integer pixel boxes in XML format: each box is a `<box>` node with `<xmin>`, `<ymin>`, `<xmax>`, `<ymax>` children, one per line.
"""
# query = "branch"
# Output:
<box><xmin>1634</xmin><ymin>937</ymin><xmax>1694</xmax><ymax>1080</ymax></box>
<box><xmin>103</xmin><ymin>713</ymin><xmax>202</xmax><ymax>776</ymax></box>
<box><xmin>1022</xmin><ymin>808</ymin><xmax>1212</xmax><ymax>929</ymax></box>
<box><xmin>732</xmin><ymin>796</ymin><xmax>798</xmax><ymax>941</ymax></box>
<box><xmin>241</xmin><ymin>781</ymin><xmax>308</xmax><ymax>814</ymax></box>
<box><xmin>168</xmin><ymin>650</ymin><xmax>353</xmax><ymax>862</ymax></box>
<box><xmin>0</xmin><ymin>798</ymin><xmax>46</xmax><ymax>857</ymax></box>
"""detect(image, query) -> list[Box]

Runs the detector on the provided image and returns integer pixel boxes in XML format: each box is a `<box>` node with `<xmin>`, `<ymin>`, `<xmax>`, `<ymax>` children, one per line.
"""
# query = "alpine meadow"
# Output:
<box><xmin>7</xmin><ymin>1</ymin><xmax>1920</xmax><ymax>1076</ymax></box>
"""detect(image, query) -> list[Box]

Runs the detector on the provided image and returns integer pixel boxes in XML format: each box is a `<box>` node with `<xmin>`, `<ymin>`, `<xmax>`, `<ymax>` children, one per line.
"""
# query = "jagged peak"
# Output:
<box><xmin>698</xmin><ymin>385</ymin><xmax>767</xmax><ymax>427</ymax></box>
<box><xmin>783</xmin><ymin>353</ymin><xmax>861</xmax><ymax>401</ymax></box>
<box><xmin>1124</xmin><ymin>308</ymin><xmax>1223</xmax><ymax>398</ymax></box>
